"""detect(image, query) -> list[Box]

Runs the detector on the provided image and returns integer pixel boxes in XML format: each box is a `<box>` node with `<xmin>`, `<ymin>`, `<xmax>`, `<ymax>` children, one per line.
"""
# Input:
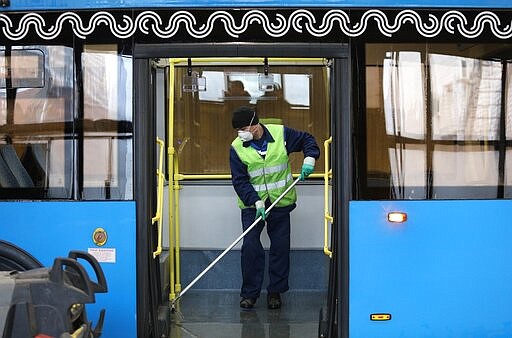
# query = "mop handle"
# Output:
<box><xmin>174</xmin><ymin>176</ymin><xmax>302</xmax><ymax>303</ymax></box>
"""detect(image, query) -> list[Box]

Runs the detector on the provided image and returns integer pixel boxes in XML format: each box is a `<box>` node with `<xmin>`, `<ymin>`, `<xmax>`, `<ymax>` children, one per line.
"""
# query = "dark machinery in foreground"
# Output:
<box><xmin>0</xmin><ymin>241</ymin><xmax>107</xmax><ymax>338</ymax></box>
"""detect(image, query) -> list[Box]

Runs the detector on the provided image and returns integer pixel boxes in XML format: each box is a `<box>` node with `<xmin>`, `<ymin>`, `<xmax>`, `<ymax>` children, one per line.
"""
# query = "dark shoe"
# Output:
<box><xmin>267</xmin><ymin>293</ymin><xmax>281</xmax><ymax>309</ymax></box>
<box><xmin>240</xmin><ymin>297</ymin><xmax>256</xmax><ymax>309</ymax></box>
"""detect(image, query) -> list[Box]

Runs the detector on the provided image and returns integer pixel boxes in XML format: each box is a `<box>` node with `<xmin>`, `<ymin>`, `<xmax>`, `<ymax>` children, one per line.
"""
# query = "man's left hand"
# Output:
<box><xmin>300</xmin><ymin>157</ymin><xmax>316</xmax><ymax>181</ymax></box>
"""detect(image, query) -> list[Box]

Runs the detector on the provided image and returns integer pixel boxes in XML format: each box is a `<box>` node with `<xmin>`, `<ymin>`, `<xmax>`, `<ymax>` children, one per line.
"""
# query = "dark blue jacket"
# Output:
<box><xmin>230</xmin><ymin>124</ymin><xmax>320</xmax><ymax>207</ymax></box>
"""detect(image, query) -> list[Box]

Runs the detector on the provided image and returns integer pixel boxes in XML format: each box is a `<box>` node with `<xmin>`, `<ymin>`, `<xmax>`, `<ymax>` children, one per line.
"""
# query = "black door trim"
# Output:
<box><xmin>334</xmin><ymin>53</ymin><xmax>352</xmax><ymax>338</ymax></box>
<box><xmin>134</xmin><ymin>58</ymin><xmax>158</xmax><ymax>338</ymax></box>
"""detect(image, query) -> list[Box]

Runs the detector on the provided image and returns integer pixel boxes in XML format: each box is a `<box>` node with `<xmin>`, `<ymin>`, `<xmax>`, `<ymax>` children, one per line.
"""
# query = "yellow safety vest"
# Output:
<box><xmin>231</xmin><ymin>124</ymin><xmax>297</xmax><ymax>208</ymax></box>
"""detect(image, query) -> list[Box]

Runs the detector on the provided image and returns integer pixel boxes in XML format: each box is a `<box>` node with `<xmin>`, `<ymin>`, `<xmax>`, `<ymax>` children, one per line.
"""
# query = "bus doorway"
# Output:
<box><xmin>133</xmin><ymin>44</ymin><xmax>348</xmax><ymax>338</ymax></box>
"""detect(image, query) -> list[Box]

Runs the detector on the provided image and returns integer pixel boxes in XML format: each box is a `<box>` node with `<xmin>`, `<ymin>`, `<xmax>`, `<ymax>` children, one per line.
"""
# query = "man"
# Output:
<box><xmin>229</xmin><ymin>106</ymin><xmax>320</xmax><ymax>310</ymax></box>
<box><xmin>225</xmin><ymin>80</ymin><xmax>251</xmax><ymax>99</ymax></box>
<box><xmin>224</xmin><ymin>80</ymin><xmax>252</xmax><ymax>115</ymax></box>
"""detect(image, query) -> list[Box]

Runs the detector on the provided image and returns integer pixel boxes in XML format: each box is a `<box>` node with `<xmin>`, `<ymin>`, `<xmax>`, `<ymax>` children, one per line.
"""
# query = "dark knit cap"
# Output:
<box><xmin>231</xmin><ymin>106</ymin><xmax>259</xmax><ymax>129</ymax></box>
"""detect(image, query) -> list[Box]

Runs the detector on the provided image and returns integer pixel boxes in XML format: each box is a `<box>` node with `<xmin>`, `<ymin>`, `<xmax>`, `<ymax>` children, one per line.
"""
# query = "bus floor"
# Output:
<box><xmin>169</xmin><ymin>289</ymin><xmax>326</xmax><ymax>338</ymax></box>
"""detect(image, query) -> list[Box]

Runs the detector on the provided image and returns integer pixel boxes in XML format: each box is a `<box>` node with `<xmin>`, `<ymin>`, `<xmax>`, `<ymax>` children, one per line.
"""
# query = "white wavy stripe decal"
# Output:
<box><xmin>0</xmin><ymin>9</ymin><xmax>510</xmax><ymax>41</ymax></box>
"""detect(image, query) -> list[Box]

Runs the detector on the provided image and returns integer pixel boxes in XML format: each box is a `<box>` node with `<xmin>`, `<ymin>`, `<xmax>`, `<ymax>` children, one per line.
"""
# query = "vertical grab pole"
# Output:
<box><xmin>167</xmin><ymin>59</ymin><xmax>177</xmax><ymax>302</ymax></box>
<box><xmin>173</xmin><ymin>153</ymin><xmax>182</xmax><ymax>294</ymax></box>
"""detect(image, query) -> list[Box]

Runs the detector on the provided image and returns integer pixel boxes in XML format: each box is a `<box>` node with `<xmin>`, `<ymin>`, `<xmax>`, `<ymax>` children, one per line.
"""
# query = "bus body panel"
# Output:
<box><xmin>350</xmin><ymin>200</ymin><xmax>512</xmax><ymax>338</ymax></box>
<box><xmin>0</xmin><ymin>201</ymin><xmax>137</xmax><ymax>338</ymax></box>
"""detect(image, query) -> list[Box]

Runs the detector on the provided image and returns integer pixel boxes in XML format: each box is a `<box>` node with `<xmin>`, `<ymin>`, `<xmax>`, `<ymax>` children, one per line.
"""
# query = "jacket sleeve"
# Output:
<box><xmin>230</xmin><ymin>146</ymin><xmax>260</xmax><ymax>207</ymax></box>
<box><xmin>283</xmin><ymin>126</ymin><xmax>320</xmax><ymax>159</ymax></box>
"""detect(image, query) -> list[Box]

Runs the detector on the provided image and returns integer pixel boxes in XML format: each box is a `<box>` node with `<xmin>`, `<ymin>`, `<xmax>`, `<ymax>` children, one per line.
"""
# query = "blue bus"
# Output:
<box><xmin>1</xmin><ymin>0</ymin><xmax>511</xmax><ymax>337</ymax></box>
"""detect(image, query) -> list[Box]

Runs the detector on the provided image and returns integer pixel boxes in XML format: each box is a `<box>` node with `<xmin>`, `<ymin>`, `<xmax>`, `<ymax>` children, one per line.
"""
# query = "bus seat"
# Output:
<box><xmin>0</xmin><ymin>144</ymin><xmax>35</xmax><ymax>188</ymax></box>
<box><xmin>28</xmin><ymin>143</ymin><xmax>48</xmax><ymax>175</ymax></box>
<box><xmin>0</xmin><ymin>153</ymin><xmax>18</xmax><ymax>188</ymax></box>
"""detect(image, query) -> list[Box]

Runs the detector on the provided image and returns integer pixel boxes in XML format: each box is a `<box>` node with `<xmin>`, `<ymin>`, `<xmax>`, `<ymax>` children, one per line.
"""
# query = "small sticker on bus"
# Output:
<box><xmin>88</xmin><ymin>247</ymin><xmax>116</xmax><ymax>263</ymax></box>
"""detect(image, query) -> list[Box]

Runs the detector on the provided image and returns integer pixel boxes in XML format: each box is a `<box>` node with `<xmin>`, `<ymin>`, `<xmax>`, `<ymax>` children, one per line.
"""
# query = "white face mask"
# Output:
<box><xmin>238</xmin><ymin>130</ymin><xmax>253</xmax><ymax>142</ymax></box>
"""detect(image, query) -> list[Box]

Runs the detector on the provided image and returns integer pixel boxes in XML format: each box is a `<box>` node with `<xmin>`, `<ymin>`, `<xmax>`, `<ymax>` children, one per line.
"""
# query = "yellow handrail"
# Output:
<box><xmin>152</xmin><ymin>138</ymin><xmax>165</xmax><ymax>258</ymax></box>
<box><xmin>173</xmin><ymin>153</ymin><xmax>182</xmax><ymax>294</ymax></box>
<box><xmin>171</xmin><ymin>57</ymin><xmax>326</xmax><ymax>66</ymax></box>
<box><xmin>324</xmin><ymin>137</ymin><xmax>333</xmax><ymax>258</ymax></box>
<box><xmin>168</xmin><ymin>60</ymin><xmax>177</xmax><ymax>301</ymax></box>
<box><xmin>173</xmin><ymin>173</ymin><xmax>324</xmax><ymax>181</ymax></box>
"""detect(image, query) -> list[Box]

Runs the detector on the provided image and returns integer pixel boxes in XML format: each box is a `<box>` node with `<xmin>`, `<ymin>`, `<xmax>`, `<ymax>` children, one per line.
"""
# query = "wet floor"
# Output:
<box><xmin>169</xmin><ymin>290</ymin><xmax>326</xmax><ymax>338</ymax></box>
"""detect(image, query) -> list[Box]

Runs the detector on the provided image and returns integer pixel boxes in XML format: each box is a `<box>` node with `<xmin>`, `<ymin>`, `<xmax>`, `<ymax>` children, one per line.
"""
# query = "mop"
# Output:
<box><xmin>170</xmin><ymin>176</ymin><xmax>301</xmax><ymax>313</ymax></box>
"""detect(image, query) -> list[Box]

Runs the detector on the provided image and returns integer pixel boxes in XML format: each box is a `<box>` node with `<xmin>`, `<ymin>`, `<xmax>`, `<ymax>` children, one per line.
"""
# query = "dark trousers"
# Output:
<box><xmin>240</xmin><ymin>203</ymin><xmax>295</xmax><ymax>299</ymax></box>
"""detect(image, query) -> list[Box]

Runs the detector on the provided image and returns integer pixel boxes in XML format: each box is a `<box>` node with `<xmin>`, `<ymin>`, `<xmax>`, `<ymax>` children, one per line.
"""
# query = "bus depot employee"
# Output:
<box><xmin>229</xmin><ymin>106</ymin><xmax>320</xmax><ymax>310</ymax></box>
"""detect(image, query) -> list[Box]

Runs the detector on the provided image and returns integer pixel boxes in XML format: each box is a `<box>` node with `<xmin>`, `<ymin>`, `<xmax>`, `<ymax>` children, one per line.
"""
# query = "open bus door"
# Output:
<box><xmin>134</xmin><ymin>58</ymin><xmax>168</xmax><ymax>338</ymax></box>
<box><xmin>319</xmin><ymin>54</ymin><xmax>351</xmax><ymax>338</ymax></box>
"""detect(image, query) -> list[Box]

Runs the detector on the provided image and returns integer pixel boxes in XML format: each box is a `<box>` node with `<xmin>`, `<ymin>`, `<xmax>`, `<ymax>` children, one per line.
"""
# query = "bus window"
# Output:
<box><xmin>363</xmin><ymin>43</ymin><xmax>512</xmax><ymax>200</ymax></box>
<box><xmin>0</xmin><ymin>46</ymin><xmax>74</xmax><ymax>199</ymax></box>
<box><xmin>174</xmin><ymin>63</ymin><xmax>329</xmax><ymax>176</ymax></box>
<box><xmin>81</xmin><ymin>45</ymin><xmax>133</xmax><ymax>200</ymax></box>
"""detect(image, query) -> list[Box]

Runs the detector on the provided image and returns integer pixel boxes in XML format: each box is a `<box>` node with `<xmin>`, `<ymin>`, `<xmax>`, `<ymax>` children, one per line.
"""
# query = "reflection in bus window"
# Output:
<box><xmin>0</xmin><ymin>45</ymin><xmax>74</xmax><ymax>199</ymax></box>
<box><xmin>257</xmin><ymin>82</ymin><xmax>290</xmax><ymax>119</ymax></box>
<box><xmin>282</xmin><ymin>74</ymin><xmax>310</xmax><ymax>107</ymax></box>
<box><xmin>82</xmin><ymin>45</ymin><xmax>133</xmax><ymax>200</ymax></box>
<box><xmin>383</xmin><ymin>51</ymin><xmax>425</xmax><ymax>140</ymax></box>
<box><xmin>0</xmin><ymin>49</ymin><xmax>45</xmax><ymax>89</ymax></box>
<box><xmin>505</xmin><ymin>64</ymin><xmax>512</xmax><ymax>198</ymax></box>
<box><xmin>173</xmin><ymin>64</ymin><xmax>329</xmax><ymax>175</ymax></box>
<box><xmin>223</xmin><ymin>79</ymin><xmax>252</xmax><ymax>117</ymax></box>
<box><xmin>432</xmin><ymin>145</ymin><xmax>498</xmax><ymax>198</ymax></box>
<box><xmin>388</xmin><ymin>144</ymin><xmax>426</xmax><ymax>199</ymax></box>
<box><xmin>198</xmin><ymin>71</ymin><xmax>224</xmax><ymax>102</ymax></box>
<box><xmin>430</xmin><ymin>54</ymin><xmax>502</xmax><ymax>141</ymax></box>
<box><xmin>363</xmin><ymin>43</ymin><xmax>512</xmax><ymax>200</ymax></box>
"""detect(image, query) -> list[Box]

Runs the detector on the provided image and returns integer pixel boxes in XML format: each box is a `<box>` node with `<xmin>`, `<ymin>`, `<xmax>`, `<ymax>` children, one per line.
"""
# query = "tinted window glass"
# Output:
<box><xmin>173</xmin><ymin>61</ymin><xmax>330</xmax><ymax>176</ymax></box>
<box><xmin>82</xmin><ymin>44</ymin><xmax>133</xmax><ymax>200</ymax></box>
<box><xmin>0</xmin><ymin>45</ymin><xmax>74</xmax><ymax>199</ymax></box>
<box><xmin>363</xmin><ymin>43</ymin><xmax>512</xmax><ymax>200</ymax></box>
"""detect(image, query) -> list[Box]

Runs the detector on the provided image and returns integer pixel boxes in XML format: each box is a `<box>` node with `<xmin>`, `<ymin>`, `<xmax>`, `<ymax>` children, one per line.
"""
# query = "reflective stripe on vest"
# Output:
<box><xmin>248</xmin><ymin>163</ymin><xmax>288</xmax><ymax>178</ymax></box>
<box><xmin>232</xmin><ymin>124</ymin><xmax>297</xmax><ymax>208</ymax></box>
<box><xmin>252</xmin><ymin>173</ymin><xmax>293</xmax><ymax>192</ymax></box>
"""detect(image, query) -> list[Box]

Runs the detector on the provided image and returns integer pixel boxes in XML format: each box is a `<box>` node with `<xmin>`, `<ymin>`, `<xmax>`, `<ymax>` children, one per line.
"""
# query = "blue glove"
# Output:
<box><xmin>300</xmin><ymin>157</ymin><xmax>316</xmax><ymax>181</ymax></box>
<box><xmin>255</xmin><ymin>200</ymin><xmax>266</xmax><ymax>221</ymax></box>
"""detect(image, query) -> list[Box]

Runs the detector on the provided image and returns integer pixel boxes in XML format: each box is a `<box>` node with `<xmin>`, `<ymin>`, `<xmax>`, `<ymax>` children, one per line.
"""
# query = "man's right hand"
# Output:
<box><xmin>255</xmin><ymin>200</ymin><xmax>266</xmax><ymax>221</ymax></box>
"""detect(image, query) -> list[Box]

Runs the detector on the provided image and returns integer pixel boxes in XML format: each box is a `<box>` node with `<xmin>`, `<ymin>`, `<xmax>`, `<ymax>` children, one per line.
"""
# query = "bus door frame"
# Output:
<box><xmin>132</xmin><ymin>42</ymin><xmax>350</xmax><ymax>338</ymax></box>
<box><xmin>133</xmin><ymin>59</ymin><xmax>162</xmax><ymax>337</ymax></box>
<box><xmin>332</xmin><ymin>51</ymin><xmax>351</xmax><ymax>338</ymax></box>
